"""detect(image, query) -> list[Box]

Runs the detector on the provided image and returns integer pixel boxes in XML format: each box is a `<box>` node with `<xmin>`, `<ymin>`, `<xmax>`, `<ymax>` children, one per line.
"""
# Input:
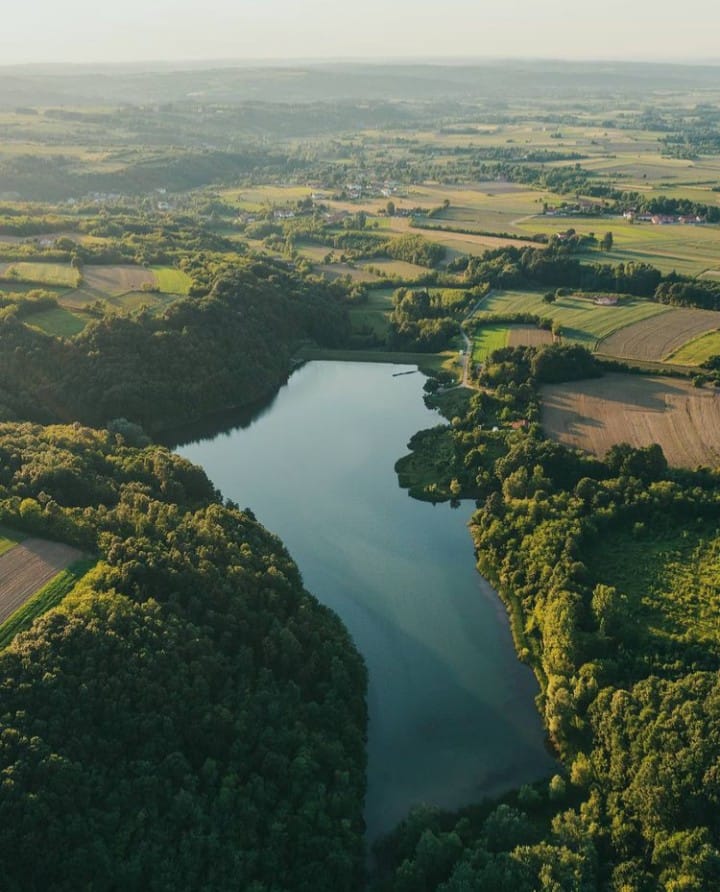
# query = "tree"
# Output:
<box><xmin>386</xmin><ymin>200</ymin><xmax>396</xmax><ymax>217</ymax></box>
<box><xmin>601</xmin><ymin>231</ymin><xmax>614</xmax><ymax>251</ymax></box>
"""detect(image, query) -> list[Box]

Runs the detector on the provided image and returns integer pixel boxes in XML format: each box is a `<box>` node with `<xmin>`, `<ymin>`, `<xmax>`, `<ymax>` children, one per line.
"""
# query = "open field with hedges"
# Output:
<box><xmin>479</xmin><ymin>289</ymin><xmax>671</xmax><ymax>347</ymax></box>
<box><xmin>471</xmin><ymin>323</ymin><xmax>553</xmax><ymax>362</ymax></box>
<box><xmin>515</xmin><ymin>216</ymin><xmax>720</xmax><ymax>276</ymax></box>
<box><xmin>2</xmin><ymin>262</ymin><xmax>80</xmax><ymax>287</ymax></box>
<box><xmin>541</xmin><ymin>373</ymin><xmax>720</xmax><ymax>467</ymax></box>
<box><xmin>598</xmin><ymin>307</ymin><xmax>720</xmax><ymax>362</ymax></box>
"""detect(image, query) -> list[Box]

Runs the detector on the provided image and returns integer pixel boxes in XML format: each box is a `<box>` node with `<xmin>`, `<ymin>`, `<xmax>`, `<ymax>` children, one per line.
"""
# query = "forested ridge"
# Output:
<box><xmin>0</xmin><ymin>423</ymin><xmax>367</xmax><ymax>890</ymax></box>
<box><xmin>0</xmin><ymin>256</ymin><xmax>349</xmax><ymax>431</ymax></box>
<box><xmin>376</xmin><ymin>344</ymin><xmax>720</xmax><ymax>890</ymax></box>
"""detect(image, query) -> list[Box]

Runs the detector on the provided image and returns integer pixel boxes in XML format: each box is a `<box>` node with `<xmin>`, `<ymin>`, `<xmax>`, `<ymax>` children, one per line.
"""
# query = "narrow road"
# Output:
<box><xmin>457</xmin><ymin>289</ymin><xmax>494</xmax><ymax>388</ymax></box>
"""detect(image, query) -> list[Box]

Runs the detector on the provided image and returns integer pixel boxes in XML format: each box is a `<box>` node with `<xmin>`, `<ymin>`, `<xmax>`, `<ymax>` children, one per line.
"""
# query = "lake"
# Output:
<box><xmin>175</xmin><ymin>360</ymin><xmax>555</xmax><ymax>839</ymax></box>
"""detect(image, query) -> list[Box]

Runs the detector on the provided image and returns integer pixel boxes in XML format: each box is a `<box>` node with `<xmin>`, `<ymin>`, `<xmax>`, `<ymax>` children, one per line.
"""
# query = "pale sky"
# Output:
<box><xmin>2</xmin><ymin>0</ymin><xmax>719</xmax><ymax>66</ymax></box>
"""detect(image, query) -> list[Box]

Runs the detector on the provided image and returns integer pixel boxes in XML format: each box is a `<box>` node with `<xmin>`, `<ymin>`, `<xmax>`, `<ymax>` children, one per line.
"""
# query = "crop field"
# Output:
<box><xmin>479</xmin><ymin>289</ymin><xmax>670</xmax><ymax>347</ymax></box>
<box><xmin>598</xmin><ymin>307</ymin><xmax>720</xmax><ymax>362</ymax></box>
<box><xmin>150</xmin><ymin>266</ymin><xmax>193</xmax><ymax>295</ymax></box>
<box><xmin>0</xmin><ymin>558</ymin><xmax>95</xmax><ymax>650</ymax></box>
<box><xmin>27</xmin><ymin>306</ymin><xmax>88</xmax><ymax>337</ymax></box>
<box><xmin>83</xmin><ymin>264</ymin><xmax>155</xmax><ymax>294</ymax></box>
<box><xmin>541</xmin><ymin>374</ymin><xmax>720</xmax><ymax>468</ymax></box>
<box><xmin>471</xmin><ymin>323</ymin><xmax>554</xmax><ymax>362</ymax></box>
<box><xmin>507</xmin><ymin>325</ymin><xmax>554</xmax><ymax>348</ymax></box>
<box><xmin>0</xmin><ymin>538</ymin><xmax>85</xmax><ymax>626</ymax></box>
<box><xmin>667</xmin><ymin>330</ymin><xmax>720</xmax><ymax>365</ymax></box>
<box><xmin>2</xmin><ymin>262</ymin><xmax>80</xmax><ymax>288</ymax></box>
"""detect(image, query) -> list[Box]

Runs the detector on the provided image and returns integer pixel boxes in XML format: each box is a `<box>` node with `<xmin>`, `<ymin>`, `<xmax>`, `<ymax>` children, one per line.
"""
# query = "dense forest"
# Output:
<box><xmin>0</xmin><ymin>256</ymin><xmax>349</xmax><ymax>431</ymax></box>
<box><xmin>0</xmin><ymin>423</ymin><xmax>367</xmax><ymax>890</ymax></box>
<box><xmin>379</xmin><ymin>344</ymin><xmax>720</xmax><ymax>890</ymax></box>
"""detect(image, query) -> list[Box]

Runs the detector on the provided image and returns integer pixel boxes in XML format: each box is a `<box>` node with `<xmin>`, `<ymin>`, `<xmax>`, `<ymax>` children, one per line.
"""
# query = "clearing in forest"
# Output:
<box><xmin>541</xmin><ymin>373</ymin><xmax>720</xmax><ymax>468</ymax></box>
<box><xmin>82</xmin><ymin>265</ymin><xmax>156</xmax><ymax>294</ymax></box>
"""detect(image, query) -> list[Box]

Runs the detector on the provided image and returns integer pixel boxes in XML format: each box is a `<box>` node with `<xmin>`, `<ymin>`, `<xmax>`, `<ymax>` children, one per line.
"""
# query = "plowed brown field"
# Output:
<box><xmin>0</xmin><ymin>539</ymin><xmax>83</xmax><ymax>624</ymax></box>
<box><xmin>541</xmin><ymin>374</ymin><xmax>720</xmax><ymax>468</ymax></box>
<box><xmin>83</xmin><ymin>265</ymin><xmax>156</xmax><ymax>294</ymax></box>
<box><xmin>507</xmin><ymin>325</ymin><xmax>554</xmax><ymax>348</ymax></box>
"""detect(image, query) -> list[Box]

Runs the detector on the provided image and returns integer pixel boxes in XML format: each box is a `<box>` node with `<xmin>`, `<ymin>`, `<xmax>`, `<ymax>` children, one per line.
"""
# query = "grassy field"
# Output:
<box><xmin>27</xmin><ymin>306</ymin><xmax>88</xmax><ymax>337</ymax></box>
<box><xmin>598</xmin><ymin>308</ymin><xmax>720</xmax><ymax>362</ymax></box>
<box><xmin>151</xmin><ymin>265</ymin><xmax>193</xmax><ymax>295</ymax></box>
<box><xmin>0</xmin><ymin>558</ymin><xmax>95</xmax><ymax>650</ymax></box>
<box><xmin>471</xmin><ymin>324</ymin><xmax>509</xmax><ymax>362</ymax></box>
<box><xmin>541</xmin><ymin>374</ymin><xmax>720</xmax><ymax>468</ymax></box>
<box><xmin>666</xmin><ymin>330</ymin><xmax>720</xmax><ymax>365</ymax></box>
<box><xmin>361</xmin><ymin>258</ymin><xmax>429</xmax><ymax>280</ymax></box>
<box><xmin>3</xmin><ymin>262</ymin><xmax>80</xmax><ymax>288</ymax></box>
<box><xmin>480</xmin><ymin>289</ymin><xmax>670</xmax><ymax>347</ymax></box>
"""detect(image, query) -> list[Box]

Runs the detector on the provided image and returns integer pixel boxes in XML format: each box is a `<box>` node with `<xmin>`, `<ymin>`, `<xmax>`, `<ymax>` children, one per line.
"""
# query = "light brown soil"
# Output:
<box><xmin>83</xmin><ymin>265</ymin><xmax>156</xmax><ymax>295</ymax></box>
<box><xmin>541</xmin><ymin>373</ymin><xmax>720</xmax><ymax>468</ymax></box>
<box><xmin>507</xmin><ymin>325</ymin><xmax>554</xmax><ymax>348</ymax></box>
<box><xmin>0</xmin><ymin>539</ymin><xmax>83</xmax><ymax>624</ymax></box>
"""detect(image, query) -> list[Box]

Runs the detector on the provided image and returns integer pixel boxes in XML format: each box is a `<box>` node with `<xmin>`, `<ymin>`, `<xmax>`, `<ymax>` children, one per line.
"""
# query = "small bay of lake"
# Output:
<box><xmin>174</xmin><ymin>361</ymin><xmax>555</xmax><ymax>839</ymax></box>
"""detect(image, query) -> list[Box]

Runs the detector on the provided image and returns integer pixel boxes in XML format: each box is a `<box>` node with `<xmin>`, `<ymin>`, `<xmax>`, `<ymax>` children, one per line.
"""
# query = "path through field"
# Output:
<box><xmin>0</xmin><ymin>539</ymin><xmax>83</xmax><ymax>624</ymax></box>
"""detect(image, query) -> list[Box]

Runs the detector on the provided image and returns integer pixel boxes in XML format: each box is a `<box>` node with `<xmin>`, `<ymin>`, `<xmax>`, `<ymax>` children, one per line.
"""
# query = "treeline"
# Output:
<box><xmin>378</xmin><ymin>345</ymin><xmax>720</xmax><ymax>890</ymax></box>
<box><xmin>0</xmin><ymin>149</ymin><xmax>300</xmax><ymax>201</ymax></box>
<box><xmin>0</xmin><ymin>422</ymin><xmax>367</xmax><ymax>890</ymax></box>
<box><xmin>387</xmin><ymin>285</ymin><xmax>484</xmax><ymax>351</ymax></box>
<box><xmin>0</xmin><ymin>257</ymin><xmax>350</xmax><ymax>431</ymax></box>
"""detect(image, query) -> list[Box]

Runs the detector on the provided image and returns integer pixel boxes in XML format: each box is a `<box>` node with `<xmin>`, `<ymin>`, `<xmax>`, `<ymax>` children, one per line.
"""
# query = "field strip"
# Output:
<box><xmin>0</xmin><ymin>538</ymin><xmax>84</xmax><ymax>625</ymax></box>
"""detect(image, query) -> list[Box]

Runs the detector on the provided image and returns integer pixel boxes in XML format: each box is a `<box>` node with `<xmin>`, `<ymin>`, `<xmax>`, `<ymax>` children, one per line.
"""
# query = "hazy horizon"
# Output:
<box><xmin>3</xmin><ymin>0</ymin><xmax>720</xmax><ymax>67</ymax></box>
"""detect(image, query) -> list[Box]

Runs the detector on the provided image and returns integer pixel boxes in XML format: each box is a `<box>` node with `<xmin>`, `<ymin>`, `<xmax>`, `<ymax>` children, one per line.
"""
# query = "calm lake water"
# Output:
<box><xmin>175</xmin><ymin>361</ymin><xmax>555</xmax><ymax>839</ymax></box>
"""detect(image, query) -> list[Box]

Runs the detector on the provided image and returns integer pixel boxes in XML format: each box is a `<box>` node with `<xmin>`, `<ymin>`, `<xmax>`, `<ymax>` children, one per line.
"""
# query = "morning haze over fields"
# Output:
<box><xmin>0</xmin><ymin>3</ymin><xmax>719</xmax><ymax>890</ymax></box>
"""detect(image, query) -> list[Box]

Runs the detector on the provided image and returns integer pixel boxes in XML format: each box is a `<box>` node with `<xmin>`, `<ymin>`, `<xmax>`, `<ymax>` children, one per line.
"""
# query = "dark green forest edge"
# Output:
<box><xmin>0</xmin><ymin>424</ymin><xmax>366</xmax><ymax>890</ymax></box>
<box><xmin>387</xmin><ymin>343</ymin><xmax>720</xmax><ymax>890</ymax></box>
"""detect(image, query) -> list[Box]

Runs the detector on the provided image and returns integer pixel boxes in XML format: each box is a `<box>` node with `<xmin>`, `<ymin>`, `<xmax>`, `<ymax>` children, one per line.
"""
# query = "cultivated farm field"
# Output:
<box><xmin>480</xmin><ymin>289</ymin><xmax>670</xmax><ymax>347</ymax></box>
<box><xmin>83</xmin><ymin>264</ymin><xmax>155</xmax><ymax>294</ymax></box>
<box><xmin>0</xmin><ymin>538</ymin><xmax>84</xmax><ymax>625</ymax></box>
<box><xmin>668</xmin><ymin>330</ymin><xmax>720</xmax><ymax>365</ymax></box>
<box><xmin>472</xmin><ymin>323</ymin><xmax>553</xmax><ymax>361</ymax></box>
<box><xmin>541</xmin><ymin>374</ymin><xmax>720</xmax><ymax>468</ymax></box>
<box><xmin>598</xmin><ymin>307</ymin><xmax>720</xmax><ymax>362</ymax></box>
